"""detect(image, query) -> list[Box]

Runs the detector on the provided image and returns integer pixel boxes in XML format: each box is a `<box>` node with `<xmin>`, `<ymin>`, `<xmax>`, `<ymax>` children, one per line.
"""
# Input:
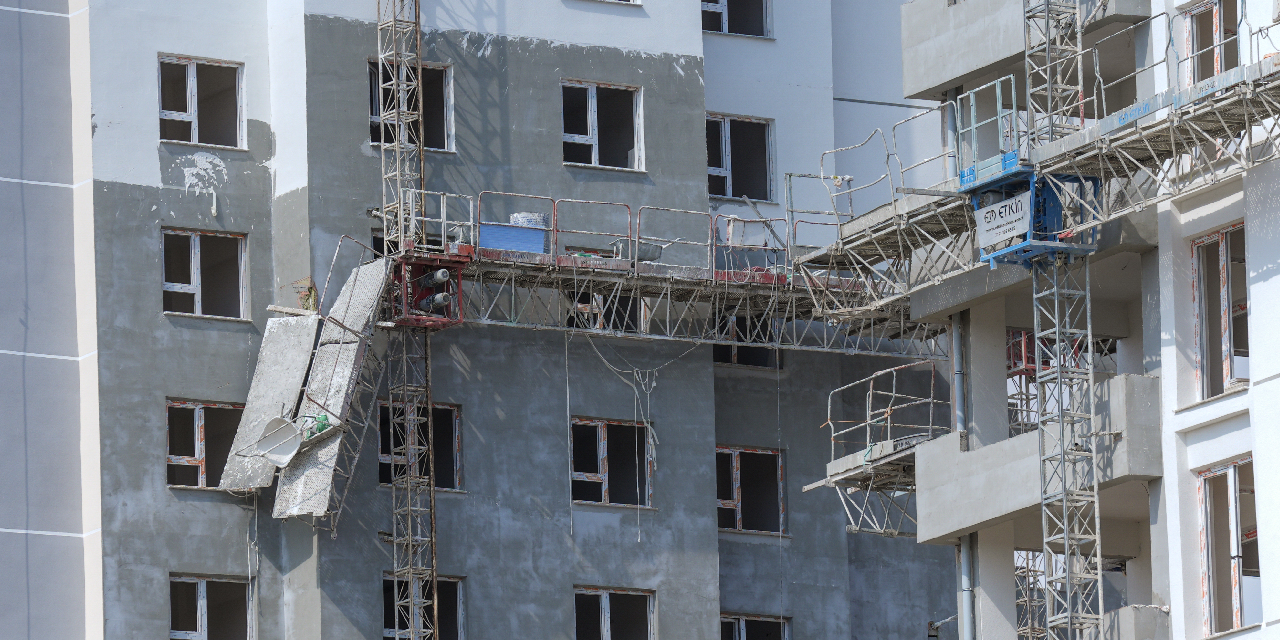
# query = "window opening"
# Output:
<box><xmin>378</xmin><ymin>403</ymin><xmax>461</xmax><ymax>489</ymax></box>
<box><xmin>716</xmin><ymin>446</ymin><xmax>783</xmax><ymax>533</ymax></box>
<box><xmin>707</xmin><ymin>114</ymin><xmax>770</xmax><ymax>200</ymax></box>
<box><xmin>383</xmin><ymin>576</ymin><xmax>462</xmax><ymax>640</ymax></box>
<box><xmin>162</xmin><ymin>229</ymin><xmax>246</xmax><ymax>318</ymax></box>
<box><xmin>702</xmin><ymin>0</ymin><xmax>768</xmax><ymax>36</ymax></box>
<box><xmin>720</xmin><ymin>614</ymin><xmax>788</xmax><ymax>640</ymax></box>
<box><xmin>167</xmin><ymin>401</ymin><xmax>243</xmax><ymax>488</ymax></box>
<box><xmin>370</xmin><ymin>61</ymin><xmax>450</xmax><ymax>150</ymax></box>
<box><xmin>1194</xmin><ymin>224</ymin><xmax>1247</xmax><ymax>399</ymax></box>
<box><xmin>562</xmin><ymin>82</ymin><xmax>641</xmax><ymax>170</ymax></box>
<box><xmin>566</xmin><ymin>292</ymin><xmax>640</xmax><ymax>332</ymax></box>
<box><xmin>1201</xmin><ymin>458</ymin><xmax>1260</xmax><ymax>633</ymax></box>
<box><xmin>169</xmin><ymin>576</ymin><xmax>249</xmax><ymax>640</ymax></box>
<box><xmin>571</xmin><ymin>419</ymin><xmax>651</xmax><ymax>506</ymax></box>
<box><xmin>159</xmin><ymin>56</ymin><xmax>242</xmax><ymax>147</ymax></box>
<box><xmin>575</xmin><ymin>588</ymin><xmax>652</xmax><ymax>640</ymax></box>
<box><xmin>1187</xmin><ymin>0</ymin><xmax>1239</xmax><ymax>83</ymax></box>
<box><xmin>713</xmin><ymin>315</ymin><xmax>779</xmax><ymax>368</ymax></box>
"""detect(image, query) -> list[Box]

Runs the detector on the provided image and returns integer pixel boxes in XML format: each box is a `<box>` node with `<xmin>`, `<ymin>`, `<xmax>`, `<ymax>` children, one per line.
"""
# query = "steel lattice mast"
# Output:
<box><xmin>1031</xmin><ymin>253</ymin><xmax>1102</xmax><ymax>640</ymax></box>
<box><xmin>379</xmin><ymin>1</ymin><xmax>438</xmax><ymax>638</ymax></box>
<box><xmin>1024</xmin><ymin>0</ymin><xmax>1085</xmax><ymax>146</ymax></box>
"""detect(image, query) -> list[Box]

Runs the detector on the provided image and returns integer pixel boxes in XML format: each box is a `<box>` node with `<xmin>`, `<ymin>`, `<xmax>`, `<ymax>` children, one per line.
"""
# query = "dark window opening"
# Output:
<box><xmin>571</xmin><ymin>420</ymin><xmax>651</xmax><ymax>506</ymax></box>
<box><xmin>707</xmin><ymin>116</ymin><xmax>770</xmax><ymax>201</ymax></box>
<box><xmin>162</xmin><ymin>230</ymin><xmax>244</xmax><ymax>318</ymax></box>
<box><xmin>1196</xmin><ymin>225</ymin><xmax>1247</xmax><ymax>399</ymax></box>
<box><xmin>596</xmin><ymin>87</ymin><xmax>635</xmax><ymax>169</ymax></box>
<box><xmin>159</xmin><ymin>58</ymin><xmax>240</xmax><ymax>147</ymax></box>
<box><xmin>566</xmin><ymin>292</ymin><xmax>640</xmax><ymax>332</ymax></box>
<box><xmin>378</xmin><ymin>403</ymin><xmax>460</xmax><ymax>489</ymax></box>
<box><xmin>703</xmin><ymin>0</ymin><xmax>768</xmax><ymax>36</ymax></box>
<box><xmin>170</xmin><ymin>578</ymin><xmax>248</xmax><ymax>640</ymax></box>
<box><xmin>369</xmin><ymin>61</ymin><xmax>447</xmax><ymax>148</ymax></box>
<box><xmin>576</xmin><ymin>591</ymin><xmax>651</xmax><ymax>640</ymax></box>
<box><xmin>713</xmin><ymin>316</ymin><xmax>780</xmax><ymax>369</ymax></box>
<box><xmin>1204</xmin><ymin>460</ymin><xmax>1260</xmax><ymax>632</ymax></box>
<box><xmin>717</xmin><ymin>447</ymin><xmax>782</xmax><ymax>533</ymax></box>
<box><xmin>383</xmin><ymin>578</ymin><xmax>461</xmax><ymax>640</ymax></box>
<box><xmin>562</xmin><ymin>83</ymin><xmax>640</xmax><ymax>169</ymax></box>
<box><xmin>167</xmin><ymin>402</ymin><xmax>243</xmax><ymax>488</ymax></box>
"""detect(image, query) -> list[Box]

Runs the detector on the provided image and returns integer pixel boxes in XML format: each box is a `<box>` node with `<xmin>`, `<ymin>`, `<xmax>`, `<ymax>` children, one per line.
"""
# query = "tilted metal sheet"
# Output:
<box><xmin>272</xmin><ymin>433</ymin><xmax>343</xmax><ymax>518</ymax></box>
<box><xmin>219</xmin><ymin>315</ymin><xmax>320</xmax><ymax>491</ymax></box>
<box><xmin>296</xmin><ymin>341</ymin><xmax>364</xmax><ymax>423</ymax></box>
<box><xmin>319</xmin><ymin>258</ymin><xmax>387</xmax><ymax>345</ymax></box>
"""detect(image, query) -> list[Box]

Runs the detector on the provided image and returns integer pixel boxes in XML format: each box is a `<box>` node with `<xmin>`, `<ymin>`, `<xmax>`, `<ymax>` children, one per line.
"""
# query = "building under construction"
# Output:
<box><xmin>3</xmin><ymin>0</ymin><xmax>1278</xmax><ymax>639</ymax></box>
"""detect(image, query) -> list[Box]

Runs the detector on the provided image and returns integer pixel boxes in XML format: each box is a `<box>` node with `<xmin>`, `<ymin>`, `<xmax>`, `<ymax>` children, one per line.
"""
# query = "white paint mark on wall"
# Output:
<box><xmin>179</xmin><ymin>152</ymin><xmax>229</xmax><ymax>195</ymax></box>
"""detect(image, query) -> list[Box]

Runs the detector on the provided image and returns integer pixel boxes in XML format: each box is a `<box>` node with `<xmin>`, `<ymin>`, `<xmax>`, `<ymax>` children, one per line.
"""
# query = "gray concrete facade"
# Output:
<box><xmin>0</xmin><ymin>1</ymin><xmax>963</xmax><ymax>638</ymax></box>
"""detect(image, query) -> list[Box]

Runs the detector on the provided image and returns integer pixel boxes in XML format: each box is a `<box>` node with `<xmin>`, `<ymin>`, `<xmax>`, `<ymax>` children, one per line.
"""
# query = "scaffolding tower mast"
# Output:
<box><xmin>1024</xmin><ymin>2</ymin><xmax>1103</xmax><ymax>638</ymax></box>
<box><xmin>379</xmin><ymin>1</ymin><xmax>439</xmax><ymax>638</ymax></box>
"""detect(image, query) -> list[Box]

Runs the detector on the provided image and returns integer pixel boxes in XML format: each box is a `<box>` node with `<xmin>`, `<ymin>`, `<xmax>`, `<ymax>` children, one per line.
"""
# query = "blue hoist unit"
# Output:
<box><xmin>967</xmin><ymin>168</ymin><xmax>1101</xmax><ymax>269</ymax></box>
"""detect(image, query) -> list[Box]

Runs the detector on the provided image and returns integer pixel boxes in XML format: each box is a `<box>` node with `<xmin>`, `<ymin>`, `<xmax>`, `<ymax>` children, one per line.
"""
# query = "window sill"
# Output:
<box><xmin>702</xmin><ymin>30</ymin><xmax>776</xmax><ymax>42</ymax></box>
<box><xmin>573</xmin><ymin>500</ymin><xmax>657</xmax><ymax>511</ymax></box>
<box><xmin>371</xmin><ymin>142</ymin><xmax>457</xmax><ymax>155</ymax></box>
<box><xmin>377</xmin><ymin>484</ymin><xmax>467</xmax><ymax>494</ymax></box>
<box><xmin>164</xmin><ymin>311</ymin><xmax>254</xmax><ymax>324</ymax></box>
<box><xmin>168</xmin><ymin>485</ymin><xmax>234</xmax><ymax>493</ymax></box>
<box><xmin>1203</xmin><ymin>623</ymin><xmax>1262</xmax><ymax>640</ymax></box>
<box><xmin>563</xmin><ymin>162</ymin><xmax>647</xmax><ymax>175</ymax></box>
<box><xmin>1175</xmin><ymin>382</ymin><xmax>1248</xmax><ymax>414</ymax></box>
<box><xmin>576</xmin><ymin>0</ymin><xmax>643</xmax><ymax>5</ymax></box>
<box><xmin>718</xmin><ymin>528</ymin><xmax>789</xmax><ymax>538</ymax></box>
<box><xmin>161</xmin><ymin>139</ymin><xmax>249</xmax><ymax>152</ymax></box>
<box><xmin>710</xmin><ymin>195</ymin><xmax>778</xmax><ymax>205</ymax></box>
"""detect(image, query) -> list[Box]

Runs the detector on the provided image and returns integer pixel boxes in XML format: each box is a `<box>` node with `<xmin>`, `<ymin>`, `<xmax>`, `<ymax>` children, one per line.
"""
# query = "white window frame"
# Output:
<box><xmin>574</xmin><ymin>587</ymin><xmax>655</xmax><ymax>640</ymax></box>
<box><xmin>383</xmin><ymin>575</ymin><xmax>464</xmax><ymax>640</ymax></box>
<box><xmin>162</xmin><ymin>229</ymin><xmax>248</xmax><ymax>319</ymax></box>
<box><xmin>369</xmin><ymin>60</ymin><xmax>454</xmax><ymax>152</ymax></box>
<box><xmin>158</xmin><ymin>55</ymin><xmax>245</xmax><ymax>148</ymax></box>
<box><xmin>1183</xmin><ymin>0</ymin><xmax>1240</xmax><ymax>85</ymax></box>
<box><xmin>706</xmin><ymin>113</ymin><xmax>773</xmax><ymax>201</ymax></box>
<box><xmin>169</xmin><ymin>576</ymin><xmax>252</xmax><ymax>640</ymax></box>
<box><xmin>1198</xmin><ymin>457</ymin><xmax>1259</xmax><ymax>634</ymax></box>
<box><xmin>561</xmin><ymin>80</ymin><xmax>645</xmax><ymax>171</ymax></box>
<box><xmin>378</xmin><ymin>401</ymin><xmax>462</xmax><ymax>490</ymax></box>
<box><xmin>716</xmin><ymin>445</ymin><xmax>784</xmax><ymax>533</ymax></box>
<box><xmin>166</xmin><ymin>400</ymin><xmax>244</xmax><ymax>488</ymax></box>
<box><xmin>1191</xmin><ymin>222</ymin><xmax>1247</xmax><ymax>399</ymax></box>
<box><xmin>571</xmin><ymin>418</ymin><xmax>654</xmax><ymax>507</ymax></box>
<box><xmin>720</xmin><ymin>614</ymin><xmax>790</xmax><ymax>640</ymax></box>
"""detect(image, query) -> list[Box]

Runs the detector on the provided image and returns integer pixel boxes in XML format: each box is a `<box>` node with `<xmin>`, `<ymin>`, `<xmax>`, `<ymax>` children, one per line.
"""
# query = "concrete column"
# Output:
<box><xmin>973</xmin><ymin>521</ymin><xmax>1017</xmax><ymax>640</ymax></box>
<box><xmin>967</xmin><ymin>297</ymin><xmax>1008</xmax><ymax>448</ymax></box>
<box><xmin>1127</xmin><ymin>518</ymin><xmax>1154</xmax><ymax>606</ymax></box>
<box><xmin>1146</xmin><ymin>479</ymin><xmax>1171</xmax><ymax>610</ymax></box>
<box><xmin>1140</xmin><ymin>249</ymin><xmax>1161</xmax><ymax>377</ymax></box>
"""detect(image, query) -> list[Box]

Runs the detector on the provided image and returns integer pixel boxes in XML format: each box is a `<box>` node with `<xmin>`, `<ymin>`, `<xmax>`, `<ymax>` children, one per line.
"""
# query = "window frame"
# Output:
<box><xmin>574</xmin><ymin>586</ymin><xmax>655</xmax><ymax>640</ymax></box>
<box><xmin>1198</xmin><ymin>456</ymin><xmax>1259</xmax><ymax>634</ymax></box>
<box><xmin>368</xmin><ymin>59</ymin><xmax>454</xmax><ymax>152</ymax></box>
<box><xmin>166</xmin><ymin>400</ymin><xmax>244</xmax><ymax>489</ymax></box>
<box><xmin>701</xmin><ymin>0</ymin><xmax>771</xmax><ymax>37</ymax></box>
<box><xmin>158</xmin><ymin>55</ymin><xmax>245</xmax><ymax>149</ymax></box>
<box><xmin>383</xmin><ymin>574</ymin><xmax>464</xmax><ymax>640</ymax></box>
<box><xmin>169</xmin><ymin>575</ymin><xmax>251</xmax><ymax>640</ymax></box>
<box><xmin>1191</xmin><ymin>223</ymin><xmax>1247</xmax><ymax>399</ymax></box>
<box><xmin>378</xmin><ymin>401</ymin><xmax>463</xmax><ymax>490</ymax></box>
<box><xmin>706</xmin><ymin>113</ymin><xmax>773</xmax><ymax>202</ymax></box>
<box><xmin>162</xmin><ymin>229</ymin><xmax>248</xmax><ymax>319</ymax></box>
<box><xmin>716</xmin><ymin>445</ymin><xmax>784</xmax><ymax>534</ymax></box>
<box><xmin>570</xmin><ymin>418</ymin><xmax>654</xmax><ymax>507</ymax></box>
<box><xmin>561</xmin><ymin>80</ymin><xmax>645</xmax><ymax>171</ymax></box>
<box><xmin>1184</xmin><ymin>0</ymin><xmax>1240</xmax><ymax>85</ymax></box>
<box><xmin>720</xmin><ymin>614</ymin><xmax>790</xmax><ymax>640</ymax></box>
